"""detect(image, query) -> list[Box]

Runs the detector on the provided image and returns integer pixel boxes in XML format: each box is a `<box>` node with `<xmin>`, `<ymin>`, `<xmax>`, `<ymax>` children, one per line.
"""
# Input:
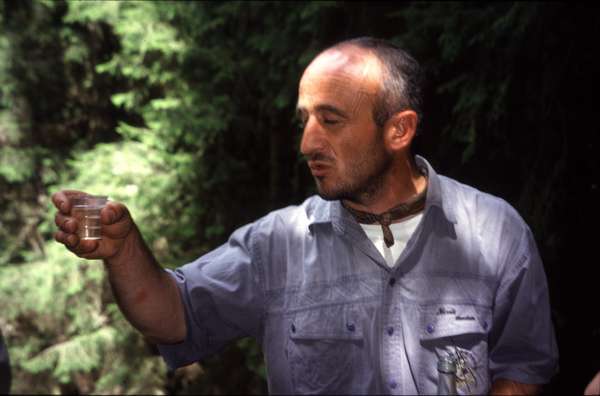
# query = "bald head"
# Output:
<box><xmin>300</xmin><ymin>46</ymin><xmax>385</xmax><ymax>124</ymax></box>
<box><xmin>303</xmin><ymin>46</ymin><xmax>384</xmax><ymax>95</ymax></box>
<box><xmin>304</xmin><ymin>38</ymin><xmax>423</xmax><ymax>129</ymax></box>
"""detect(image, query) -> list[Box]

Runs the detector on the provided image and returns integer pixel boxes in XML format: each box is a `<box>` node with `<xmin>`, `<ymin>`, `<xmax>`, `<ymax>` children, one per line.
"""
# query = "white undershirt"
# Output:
<box><xmin>359</xmin><ymin>213</ymin><xmax>424</xmax><ymax>268</ymax></box>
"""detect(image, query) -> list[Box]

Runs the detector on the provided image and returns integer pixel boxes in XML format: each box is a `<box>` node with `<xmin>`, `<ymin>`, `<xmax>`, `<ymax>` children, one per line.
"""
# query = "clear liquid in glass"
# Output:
<box><xmin>72</xmin><ymin>204</ymin><xmax>104</xmax><ymax>240</ymax></box>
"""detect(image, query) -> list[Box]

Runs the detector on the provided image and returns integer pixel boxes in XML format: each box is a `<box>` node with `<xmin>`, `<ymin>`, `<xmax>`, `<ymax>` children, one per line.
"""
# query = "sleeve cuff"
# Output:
<box><xmin>155</xmin><ymin>269</ymin><xmax>205</xmax><ymax>370</ymax></box>
<box><xmin>491</xmin><ymin>364</ymin><xmax>559</xmax><ymax>386</ymax></box>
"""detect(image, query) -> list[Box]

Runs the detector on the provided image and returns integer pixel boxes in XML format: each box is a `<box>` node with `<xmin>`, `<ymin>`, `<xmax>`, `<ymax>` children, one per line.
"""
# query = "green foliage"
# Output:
<box><xmin>0</xmin><ymin>242</ymin><xmax>166</xmax><ymax>394</ymax></box>
<box><xmin>393</xmin><ymin>2</ymin><xmax>540</xmax><ymax>163</ymax></box>
<box><xmin>0</xmin><ymin>147</ymin><xmax>35</xmax><ymax>182</ymax></box>
<box><xmin>22</xmin><ymin>327</ymin><xmax>117</xmax><ymax>381</ymax></box>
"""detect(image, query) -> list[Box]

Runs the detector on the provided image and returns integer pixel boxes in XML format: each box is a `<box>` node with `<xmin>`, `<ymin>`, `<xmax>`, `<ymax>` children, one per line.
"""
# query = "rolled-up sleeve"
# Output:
<box><xmin>489</xmin><ymin>225</ymin><xmax>559</xmax><ymax>384</ymax></box>
<box><xmin>156</xmin><ymin>222</ymin><xmax>265</xmax><ymax>370</ymax></box>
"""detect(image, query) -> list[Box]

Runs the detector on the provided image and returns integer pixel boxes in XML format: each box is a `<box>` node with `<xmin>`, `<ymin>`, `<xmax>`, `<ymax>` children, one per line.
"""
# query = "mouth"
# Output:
<box><xmin>307</xmin><ymin>160</ymin><xmax>332</xmax><ymax>177</ymax></box>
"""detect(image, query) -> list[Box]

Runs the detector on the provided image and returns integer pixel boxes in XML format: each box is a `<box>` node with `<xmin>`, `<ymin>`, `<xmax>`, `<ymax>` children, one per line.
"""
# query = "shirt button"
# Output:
<box><xmin>426</xmin><ymin>324</ymin><xmax>435</xmax><ymax>334</ymax></box>
<box><xmin>389</xmin><ymin>380</ymin><xmax>397</xmax><ymax>389</ymax></box>
<box><xmin>387</xmin><ymin>326</ymin><xmax>394</xmax><ymax>336</ymax></box>
<box><xmin>346</xmin><ymin>323</ymin><xmax>356</xmax><ymax>332</ymax></box>
<box><xmin>291</xmin><ymin>324</ymin><xmax>296</xmax><ymax>333</ymax></box>
<box><xmin>389</xmin><ymin>278</ymin><xmax>396</xmax><ymax>287</ymax></box>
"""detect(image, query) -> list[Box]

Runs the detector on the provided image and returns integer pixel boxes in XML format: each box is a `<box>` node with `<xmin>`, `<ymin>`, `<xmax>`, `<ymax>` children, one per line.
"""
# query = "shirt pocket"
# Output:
<box><xmin>286</xmin><ymin>304</ymin><xmax>374</xmax><ymax>394</ymax></box>
<box><xmin>417</xmin><ymin>303</ymin><xmax>491</xmax><ymax>395</ymax></box>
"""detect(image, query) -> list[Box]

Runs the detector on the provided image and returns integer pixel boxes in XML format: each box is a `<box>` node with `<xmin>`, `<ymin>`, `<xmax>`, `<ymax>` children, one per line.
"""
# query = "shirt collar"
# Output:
<box><xmin>305</xmin><ymin>196</ymin><xmax>331</xmax><ymax>227</ymax></box>
<box><xmin>305</xmin><ymin>155</ymin><xmax>457</xmax><ymax>230</ymax></box>
<box><xmin>415</xmin><ymin>155</ymin><xmax>457</xmax><ymax>224</ymax></box>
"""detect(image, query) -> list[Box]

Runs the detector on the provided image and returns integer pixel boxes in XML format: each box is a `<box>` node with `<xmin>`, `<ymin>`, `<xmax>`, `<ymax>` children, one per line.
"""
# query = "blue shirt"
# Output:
<box><xmin>157</xmin><ymin>156</ymin><xmax>558</xmax><ymax>394</ymax></box>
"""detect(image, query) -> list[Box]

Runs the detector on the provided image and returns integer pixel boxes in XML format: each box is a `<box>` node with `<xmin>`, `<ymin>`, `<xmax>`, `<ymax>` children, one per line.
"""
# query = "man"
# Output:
<box><xmin>53</xmin><ymin>37</ymin><xmax>558</xmax><ymax>394</ymax></box>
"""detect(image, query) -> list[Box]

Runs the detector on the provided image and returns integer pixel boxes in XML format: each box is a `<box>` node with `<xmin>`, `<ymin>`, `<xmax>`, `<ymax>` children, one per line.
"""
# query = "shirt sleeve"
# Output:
<box><xmin>488</xmin><ymin>225</ymin><xmax>559</xmax><ymax>384</ymax></box>
<box><xmin>156</xmin><ymin>222</ymin><xmax>265</xmax><ymax>370</ymax></box>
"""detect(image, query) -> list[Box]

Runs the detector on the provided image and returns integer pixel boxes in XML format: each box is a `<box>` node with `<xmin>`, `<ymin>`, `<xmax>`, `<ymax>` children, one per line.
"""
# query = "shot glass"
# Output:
<box><xmin>71</xmin><ymin>195</ymin><xmax>108</xmax><ymax>240</ymax></box>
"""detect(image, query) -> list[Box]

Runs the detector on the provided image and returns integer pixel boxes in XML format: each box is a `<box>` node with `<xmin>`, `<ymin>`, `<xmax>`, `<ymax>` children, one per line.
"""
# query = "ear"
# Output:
<box><xmin>383</xmin><ymin>110</ymin><xmax>418</xmax><ymax>152</ymax></box>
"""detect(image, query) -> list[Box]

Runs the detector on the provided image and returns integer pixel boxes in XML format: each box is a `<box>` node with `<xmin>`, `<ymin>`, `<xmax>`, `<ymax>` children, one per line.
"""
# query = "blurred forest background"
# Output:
<box><xmin>0</xmin><ymin>0</ymin><xmax>598</xmax><ymax>394</ymax></box>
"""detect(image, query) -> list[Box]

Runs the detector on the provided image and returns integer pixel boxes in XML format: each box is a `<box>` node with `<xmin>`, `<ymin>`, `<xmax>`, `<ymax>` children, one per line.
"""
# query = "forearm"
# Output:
<box><xmin>104</xmin><ymin>225</ymin><xmax>186</xmax><ymax>344</ymax></box>
<box><xmin>490</xmin><ymin>379</ymin><xmax>542</xmax><ymax>395</ymax></box>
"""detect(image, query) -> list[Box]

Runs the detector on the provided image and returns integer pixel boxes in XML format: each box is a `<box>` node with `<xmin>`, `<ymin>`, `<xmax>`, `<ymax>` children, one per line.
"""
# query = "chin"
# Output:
<box><xmin>314</xmin><ymin>180</ymin><xmax>337</xmax><ymax>201</ymax></box>
<box><xmin>314</xmin><ymin>179</ymin><xmax>352</xmax><ymax>202</ymax></box>
<box><xmin>316</xmin><ymin>191</ymin><xmax>340</xmax><ymax>201</ymax></box>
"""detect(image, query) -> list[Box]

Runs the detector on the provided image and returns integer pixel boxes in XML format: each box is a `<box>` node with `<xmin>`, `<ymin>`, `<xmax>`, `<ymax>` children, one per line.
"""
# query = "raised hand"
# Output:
<box><xmin>52</xmin><ymin>190</ymin><xmax>135</xmax><ymax>260</ymax></box>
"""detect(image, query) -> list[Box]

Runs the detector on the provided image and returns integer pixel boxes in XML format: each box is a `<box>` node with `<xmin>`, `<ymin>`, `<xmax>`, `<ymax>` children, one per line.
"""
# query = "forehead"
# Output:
<box><xmin>298</xmin><ymin>47</ymin><xmax>383</xmax><ymax>112</ymax></box>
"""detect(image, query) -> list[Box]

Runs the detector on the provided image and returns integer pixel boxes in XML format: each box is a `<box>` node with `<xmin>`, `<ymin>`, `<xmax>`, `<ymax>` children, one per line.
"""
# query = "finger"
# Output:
<box><xmin>51</xmin><ymin>191</ymin><xmax>70</xmax><ymax>214</ymax></box>
<box><xmin>73</xmin><ymin>239</ymin><xmax>101</xmax><ymax>257</ymax></box>
<box><xmin>52</xmin><ymin>190</ymin><xmax>86</xmax><ymax>214</ymax></box>
<box><xmin>56</xmin><ymin>227</ymin><xmax>103</xmax><ymax>260</ymax></box>
<box><xmin>100</xmin><ymin>202</ymin><xmax>133</xmax><ymax>239</ymax></box>
<box><xmin>62</xmin><ymin>234</ymin><xmax>100</xmax><ymax>258</ymax></box>
<box><xmin>54</xmin><ymin>212</ymin><xmax>78</xmax><ymax>234</ymax></box>
<box><xmin>54</xmin><ymin>230</ymin><xmax>79</xmax><ymax>249</ymax></box>
<box><xmin>101</xmin><ymin>201</ymin><xmax>128</xmax><ymax>225</ymax></box>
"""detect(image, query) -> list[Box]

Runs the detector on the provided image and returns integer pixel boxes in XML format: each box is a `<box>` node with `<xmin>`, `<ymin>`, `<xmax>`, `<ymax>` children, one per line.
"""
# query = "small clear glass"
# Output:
<box><xmin>71</xmin><ymin>195</ymin><xmax>108</xmax><ymax>240</ymax></box>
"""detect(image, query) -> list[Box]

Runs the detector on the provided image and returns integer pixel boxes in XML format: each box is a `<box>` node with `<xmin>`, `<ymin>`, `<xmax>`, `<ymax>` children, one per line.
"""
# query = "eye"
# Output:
<box><xmin>323</xmin><ymin>118</ymin><xmax>339</xmax><ymax>125</ymax></box>
<box><xmin>295</xmin><ymin>110</ymin><xmax>308</xmax><ymax>129</ymax></box>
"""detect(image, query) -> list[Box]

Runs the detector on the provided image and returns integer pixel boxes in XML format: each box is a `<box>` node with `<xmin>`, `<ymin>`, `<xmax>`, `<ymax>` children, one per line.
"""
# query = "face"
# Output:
<box><xmin>297</xmin><ymin>47</ymin><xmax>393</xmax><ymax>204</ymax></box>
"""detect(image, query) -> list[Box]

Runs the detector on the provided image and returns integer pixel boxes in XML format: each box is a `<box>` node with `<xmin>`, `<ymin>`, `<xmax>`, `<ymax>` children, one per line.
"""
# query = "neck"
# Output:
<box><xmin>343</xmin><ymin>155</ymin><xmax>427</xmax><ymax>214</ymax></box>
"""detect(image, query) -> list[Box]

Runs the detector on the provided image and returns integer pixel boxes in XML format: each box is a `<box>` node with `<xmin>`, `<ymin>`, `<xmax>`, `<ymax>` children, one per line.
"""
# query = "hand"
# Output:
<box><xmin>585</xmin><ymin>371</ymin><xmax>600</xmax><ymax>396</ymax></box>
<box><xmin>490</xmin><ymin>379</ymin><xmax>541</xmax><ymax>395</ymax></box>
<box><xmin>52</xmin><ymin>190</ymin><xmax>135</xmax><ymax>260</ymax></box>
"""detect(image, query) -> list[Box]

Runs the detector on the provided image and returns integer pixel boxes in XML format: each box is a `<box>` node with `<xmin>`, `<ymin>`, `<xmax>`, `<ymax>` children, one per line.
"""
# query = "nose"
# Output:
<box><xmin>300</xmin><ymin>116</ymin><xmax>326</xmax><ymax>157</ymax></box>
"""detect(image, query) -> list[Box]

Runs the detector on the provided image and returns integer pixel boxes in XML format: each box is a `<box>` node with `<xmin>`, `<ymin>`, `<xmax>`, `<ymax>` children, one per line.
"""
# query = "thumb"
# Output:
<box><xmin>100</xmin><ymin>201</ymin><xmax>128</xmax><ymax>225</ymax></box>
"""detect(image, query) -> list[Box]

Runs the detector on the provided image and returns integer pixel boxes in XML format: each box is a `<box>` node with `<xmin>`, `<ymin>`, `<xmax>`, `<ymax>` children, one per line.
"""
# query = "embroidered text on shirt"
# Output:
<box><xmin>437</xmin><ymin>307</ymin><xmax>456</xmax><ymax>315</ymax></box>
